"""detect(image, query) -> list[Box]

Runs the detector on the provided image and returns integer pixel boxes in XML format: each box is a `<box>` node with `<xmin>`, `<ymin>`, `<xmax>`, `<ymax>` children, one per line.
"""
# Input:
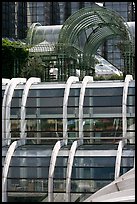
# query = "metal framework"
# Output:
<box><xmin>20</xmin><ymin>77</ymin><xmax>41</xmax><ymax>139</ymax></box>
<box><xmin>26</xmin><ymin>6</ymin><xmax>134</xmax><ymax>81</ymax></box>
<box><xmin>3</xmin><ymin>78</ymin><xmax>26</xmax><ymax>146</ymax></box>
<box><xmin>2</xmin><ymin>78</ymin><xmax>11</xmax><ymax>144</ymax></box>
<box><xmin>58</xmin><ymin>6</ymin><xmax>134</xmax><ymax>75</ymax></box>
<box><xmin>65</xmin><ymin>76</ymin><xmax>93</xmax><ymax>201</ymax></box>
<box><xmin>114</xmin><ymin>75</ymin><xmax>133</xmax><ymax>180</ymax></box>
<box><xmin>48</xmin><ymin>76</ymin><xmax>79</xmax><ymax>202</ymax></box>
<box><xmin>2</xmin><ymin>76</ymin><xmax>135</xmax><ymax>202</ymax></box>
<box><xmin>2</xmin><ymin>140</ymin><xmax>26</xmax><ymax>202</ymax></box>
<box><xmin>2</xmin><ymin>78</ymin><xmax>41</xmax><ymax>202</ymax></box>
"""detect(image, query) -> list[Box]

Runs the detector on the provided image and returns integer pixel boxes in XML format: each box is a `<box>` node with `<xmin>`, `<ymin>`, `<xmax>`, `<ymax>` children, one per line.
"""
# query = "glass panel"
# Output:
<box><xmin>83</xmin><ymin>107</ymin><xmax>122</xmax><ymax>114</ymax></box>
<box><xmin>73</xmin><ymin>157</ymin><xmax>116</xmax><ymax>167</ymax></box>
<box><xmin>85</xmin><ymin>87</ymin><xmax>123</xmax><ymax>96</ymax></box>
<box><xmin>127</xmin><ymin>96</ymin><xmax>135</xmax><ymax>105</ymax></box>
<box><xmin>9</xmin><ymin>167</ymin><xmax>49</xmax><ymax>179</ymax></box>
<box><xmin>84</xmin><ymin>96</ymin><xmax>122</xmax><ymax>106</ymax></box>
<box><xmin>71</xmin><ymin>167</ymin><xmax>115</xmax><ymax>179</ymax></box>
<box><xmin>28</xmin><ymin>89</ymin><xmax>64</xmax><ymax>97</ymax></box>
<box><xmin>53</xmin><ymin>179</ymin><xmax>66</xmax><ymax>192</ymax></box>
<box><xmin>8</xmin><ymin>179</ymin><xmax>48</xmax><ymax>192</ymax></box>
<box><xmin>39</xmin><ymin>107</ymin><xmax>63</xmax><ymax>115</ymax></box>
<box><xmin>10</xmin><ymin>157</ymin><xmax>50</xmax><ymax>167</ymax></box>
<box><xmin>40</xmin><ymin>97</ymin><xmax>63</xmax><ymax>107</ymax></box>
<box><xmin>11</xmin><ymin>98</ymin><xmax>22</xmax><ymax>107</ymax></box>
<box><xmin>128</xmin><ymin>87</ymin><xmax>135</xmax><ymax>95</ymax></box>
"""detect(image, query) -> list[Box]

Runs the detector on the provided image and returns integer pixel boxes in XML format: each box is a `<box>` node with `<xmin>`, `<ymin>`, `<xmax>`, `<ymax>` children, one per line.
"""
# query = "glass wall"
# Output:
<box><xmin>2</xmin><ymin>79</ymin><xmax>135</xmax><ymax>202</ymax></box>
<box><xmin>2</xmin><ymin>80</ymin><xmax>135</xmax><ymax>145</ymax></box>
<box><xmin>3</xmin><ymin>144</ymin><xmax>134</xmax><ymax>202</ymax></box>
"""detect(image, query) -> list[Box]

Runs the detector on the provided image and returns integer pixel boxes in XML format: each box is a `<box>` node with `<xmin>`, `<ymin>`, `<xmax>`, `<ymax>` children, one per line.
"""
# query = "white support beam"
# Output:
<box><xmin>2</xmin><ymin>79</ymin><xmax>12</xmax><ymax>142</ymax></box>
<box><xmin>48</xmin><ymin>140</ymin><xmax>65</xmax><ymax>202</ymax></box>
<box><xmin>65</xmin><ymin>140</ymin><xmax>80</xmax><ymax>202</ymax></box>
<box><xmin>20</xmin><ymin>77</ymin><xmax>41</xmax><ymax>139</ymax></box>
<box><xmin>114</xmin><ymin>75</ymin><xmax>133</xmax><ymax>180</ymax></box>
<box><xmin>48</xmin><ymin>76</ymin><xmax>79</xmax><ymax>202</ymax></box>
<box><xmin>2</xmin><ymin>140</ymin><xmax>26</xmax><ymax>202</ymax></box>
<box><xmin>79</xmin><ymin>76</ymin><xmax>93</xmax><ymax>142</ymax></box>
<box><xmin>5</xmin><ymin>78</ymin><xmax>26</xmax><ymax>145</ymax></box>
<box><xmin>65</xmin><ymin>76</ymin><xmax>93</xmax><ymax>202</ymax></box>
<box><xmin>122</xmin><ymin>75</ymin><xmax>133</xmax><ymax>141</ymax></box>
<box><xmin>63</xmin><ymin>76</ymin><xmax>79</xmax><ymax>144</ymax></box>
<box><xmin>114</xmin><ymin>140</ymin><xmax>124</xmax><ymax>180</ymax></box>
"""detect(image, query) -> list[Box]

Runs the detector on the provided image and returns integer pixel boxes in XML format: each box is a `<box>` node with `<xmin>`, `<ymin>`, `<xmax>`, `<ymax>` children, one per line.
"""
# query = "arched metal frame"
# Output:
<box><xmin>58</xmin><ymin>6</ymin><xmax>134</xmax><ymax>75</ymax></box>
<box><xmin>3</xmin><ymin>78</ymin><xmax>26</xmax><ymax>146</ymax></box>
<box><xmin>122</xmin><ymin>75</ymin><xmax>133</xmax><ymax>140</ymax></box>
<box><xmin>26</xmin><ymin>22</ymin><xmax>42</xmax><ymax>45</ymax></box>
<box><xmin>2</xmin><ymin>77</ymin><xmax>41</xmax><ymax>202</ymax></box>
<box><xmin>65</xmin><ymin>76</ymin><xmax>93</xmax><ymax>202</ymax></box>
<box><xmin>20</xmin><ymin>77</ymin><xmax>41</xmax><ymax>139</ymax></box>
<box><xmin>2</xmin><ymin>140</ymin><xmax>26</xmax><ymax>202</ymax></box>
<box><xmin>78</xmin><ymin>76</ymin><xmax>93</xmax><ymax>142</ymax></box>
<box><xmin>114</xmin><ymin>75</ymin><xmax>133</xmax><ymax>180</ymax></box>
<box><xmin>2</xmin><ymin>79</ymin><xmax>11</xmax><ymax>144</ymax></box>
<box><xmin>26</xmin><ymin>6</ymin><xmax>134</xmax><ymax>80</ymax></box>
<box><xmin>63</xmin><ymin>76</ymin><xmax>79</xmax><ymax>144</ymax></box>
<box><xmin>48</xmin><ymin>76</ymin><xmax>79</xmax><ymax>202</ymax></box>
<box><xmin>58</xmin><ymin>6</ymin><xmax>132</xmax><ymax>47</ymax></box>
<box><xmin>2</xmin><ymin>75</ymin><xmax>135</xmax><ymax>202</ymax></box>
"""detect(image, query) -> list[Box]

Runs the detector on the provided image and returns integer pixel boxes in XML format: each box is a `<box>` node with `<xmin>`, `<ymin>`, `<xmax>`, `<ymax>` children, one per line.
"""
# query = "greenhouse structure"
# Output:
<box><xmin>2</xmin><ymin>75</ymin><xmax>135</xmax><ymax>202</ymax></box>
<box><xmin>26</xmin><ymin>6</ymin><xmax>135</xmax><ymax>81</ymax></box>
<box><xmin>2</xmin><ymin>5</ymin><xmax>135</xmax><ymax>202</ymax></box>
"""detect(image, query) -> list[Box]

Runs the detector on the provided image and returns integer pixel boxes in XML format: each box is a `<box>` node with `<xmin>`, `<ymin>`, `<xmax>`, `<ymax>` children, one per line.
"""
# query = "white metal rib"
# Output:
<box><xmin>48</xmin><ymin>76</ymin><xmax>79</xmax><ymax>202</ymax></box>
<box><xmin>20</xmin><ymin>77</ymin><xmax>41</xmax><ymax>139</ymax></box>
<box><xmin>2</xmin><ymin>140</ymin><xmax>26</xmax><ymax>202</ymax></box>
<box><xmin>5</xmin><ymin>78</ymin><xmax>26</xmax><ymax>145</ymax></box>
<box><xmin>65</xmin><ymin>76</ymin><xmax>93</xmax><ymax>202</ymax></box>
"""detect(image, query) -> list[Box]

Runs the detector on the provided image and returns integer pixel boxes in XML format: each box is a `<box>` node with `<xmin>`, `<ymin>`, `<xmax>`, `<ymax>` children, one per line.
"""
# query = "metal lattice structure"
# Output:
<box><xmin>27</xmin><ymin>6</ymin><xmax>135</xmax><ymax>81</ymax></box>
<box><xmin>58</xmin><ymin>6</ymin><xmax>134</xmax><ymax>75</ymax></box>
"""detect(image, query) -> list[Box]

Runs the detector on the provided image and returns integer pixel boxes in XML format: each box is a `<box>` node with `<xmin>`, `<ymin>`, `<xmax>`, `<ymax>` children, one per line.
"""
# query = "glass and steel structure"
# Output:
<box><xmin>26</xmin><ymin>6</ymin><xmax>134</xmax><ymax>82</ymax></box>
<box><xmin>2</xmin><ymin>75</ymin><xmax>135</xmax><ymax>202</ymax></box>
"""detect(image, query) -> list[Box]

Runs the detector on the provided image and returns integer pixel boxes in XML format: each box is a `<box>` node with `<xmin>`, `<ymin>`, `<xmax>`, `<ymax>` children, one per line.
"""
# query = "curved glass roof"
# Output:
<box><xmin>27</xmin><ymin>24</ymin><xmax>62</xmax><ymax>45</ymax></box>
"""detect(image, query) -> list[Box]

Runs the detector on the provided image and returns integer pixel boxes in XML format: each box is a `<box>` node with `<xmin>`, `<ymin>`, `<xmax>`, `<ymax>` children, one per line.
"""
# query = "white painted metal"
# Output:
<box><xmin>2</xmin><ymin>140</ymin><xmax>26</xmax><ymax>202</ymax></box>
<box><xmin>114</xmin><ymin>140</ymin><xmax>124</xmax><ymax>180</ymax></box>
<box><xmin>48</xmin><ymin>140</ymin><xmax>64</xmax><ymax>202</ymax></box>
<box><xmin>5</xmin><ymin>78</ymin><xmax>26</xmax><ymax>145</ymax></box>
<box><xmin>2</xmin><ymin>78</ymin><xmax>10</xmax><ymax>85</ymax></box>
<box><xmin>48</xmin><ymin>76</ymin><xmax>79</xmax><ymax>202</ymax></box>
<box><xmin>63</xmin><ymin>76</ymin><xmax>79</xmax><ymax>144</ymax></box>
<box><xmin>65</xmin><ymin>76</ymin><xmax>93</xmax><ymax>202</ymax></box>
<box><xmin>122</xmin><ymin>75</ymin><xmax>133</xmax><ymax>140</ymax></box>
<box><xmin>79</xmin><ymin>76</ymin><xmax>93</xmax><ymax>142</ymax></box>
<box><xmin>20</xmin><ymin>77</ymin><xmax>41</xmax><ymax>139</ymax></box>
<box><xmin>65</xmin><ymin>140</ymin><xmax>79</xmax><ymax>202</ymax></box>
<box><xmin>114</xmin><ymin>75</ymin><xmax>133</xmax><ymax>180</ymax></box>
<box><xmin>2</xmin><ymin>79</ymin><xmax>12</xmax><ymax>142</ymax></box>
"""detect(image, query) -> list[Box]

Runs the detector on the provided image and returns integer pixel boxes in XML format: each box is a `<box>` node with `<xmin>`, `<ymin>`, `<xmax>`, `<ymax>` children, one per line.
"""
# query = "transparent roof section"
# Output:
<box><xmin>27</xmin><ymin>24</ymin><xmax>62</xmax><ymax>45</ymax></box>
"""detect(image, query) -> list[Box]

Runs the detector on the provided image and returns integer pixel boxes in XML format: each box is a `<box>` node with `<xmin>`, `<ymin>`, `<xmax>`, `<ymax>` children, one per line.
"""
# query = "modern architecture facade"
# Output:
<box><xmin>2</xmin><ymin>3</ymin><xmax>135</xmax><ymax>202</ymax></box>
<box><xmin>2</xmin><ymin>75</ymin><xmax>135</xmax><ymax>202</ymax></box>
